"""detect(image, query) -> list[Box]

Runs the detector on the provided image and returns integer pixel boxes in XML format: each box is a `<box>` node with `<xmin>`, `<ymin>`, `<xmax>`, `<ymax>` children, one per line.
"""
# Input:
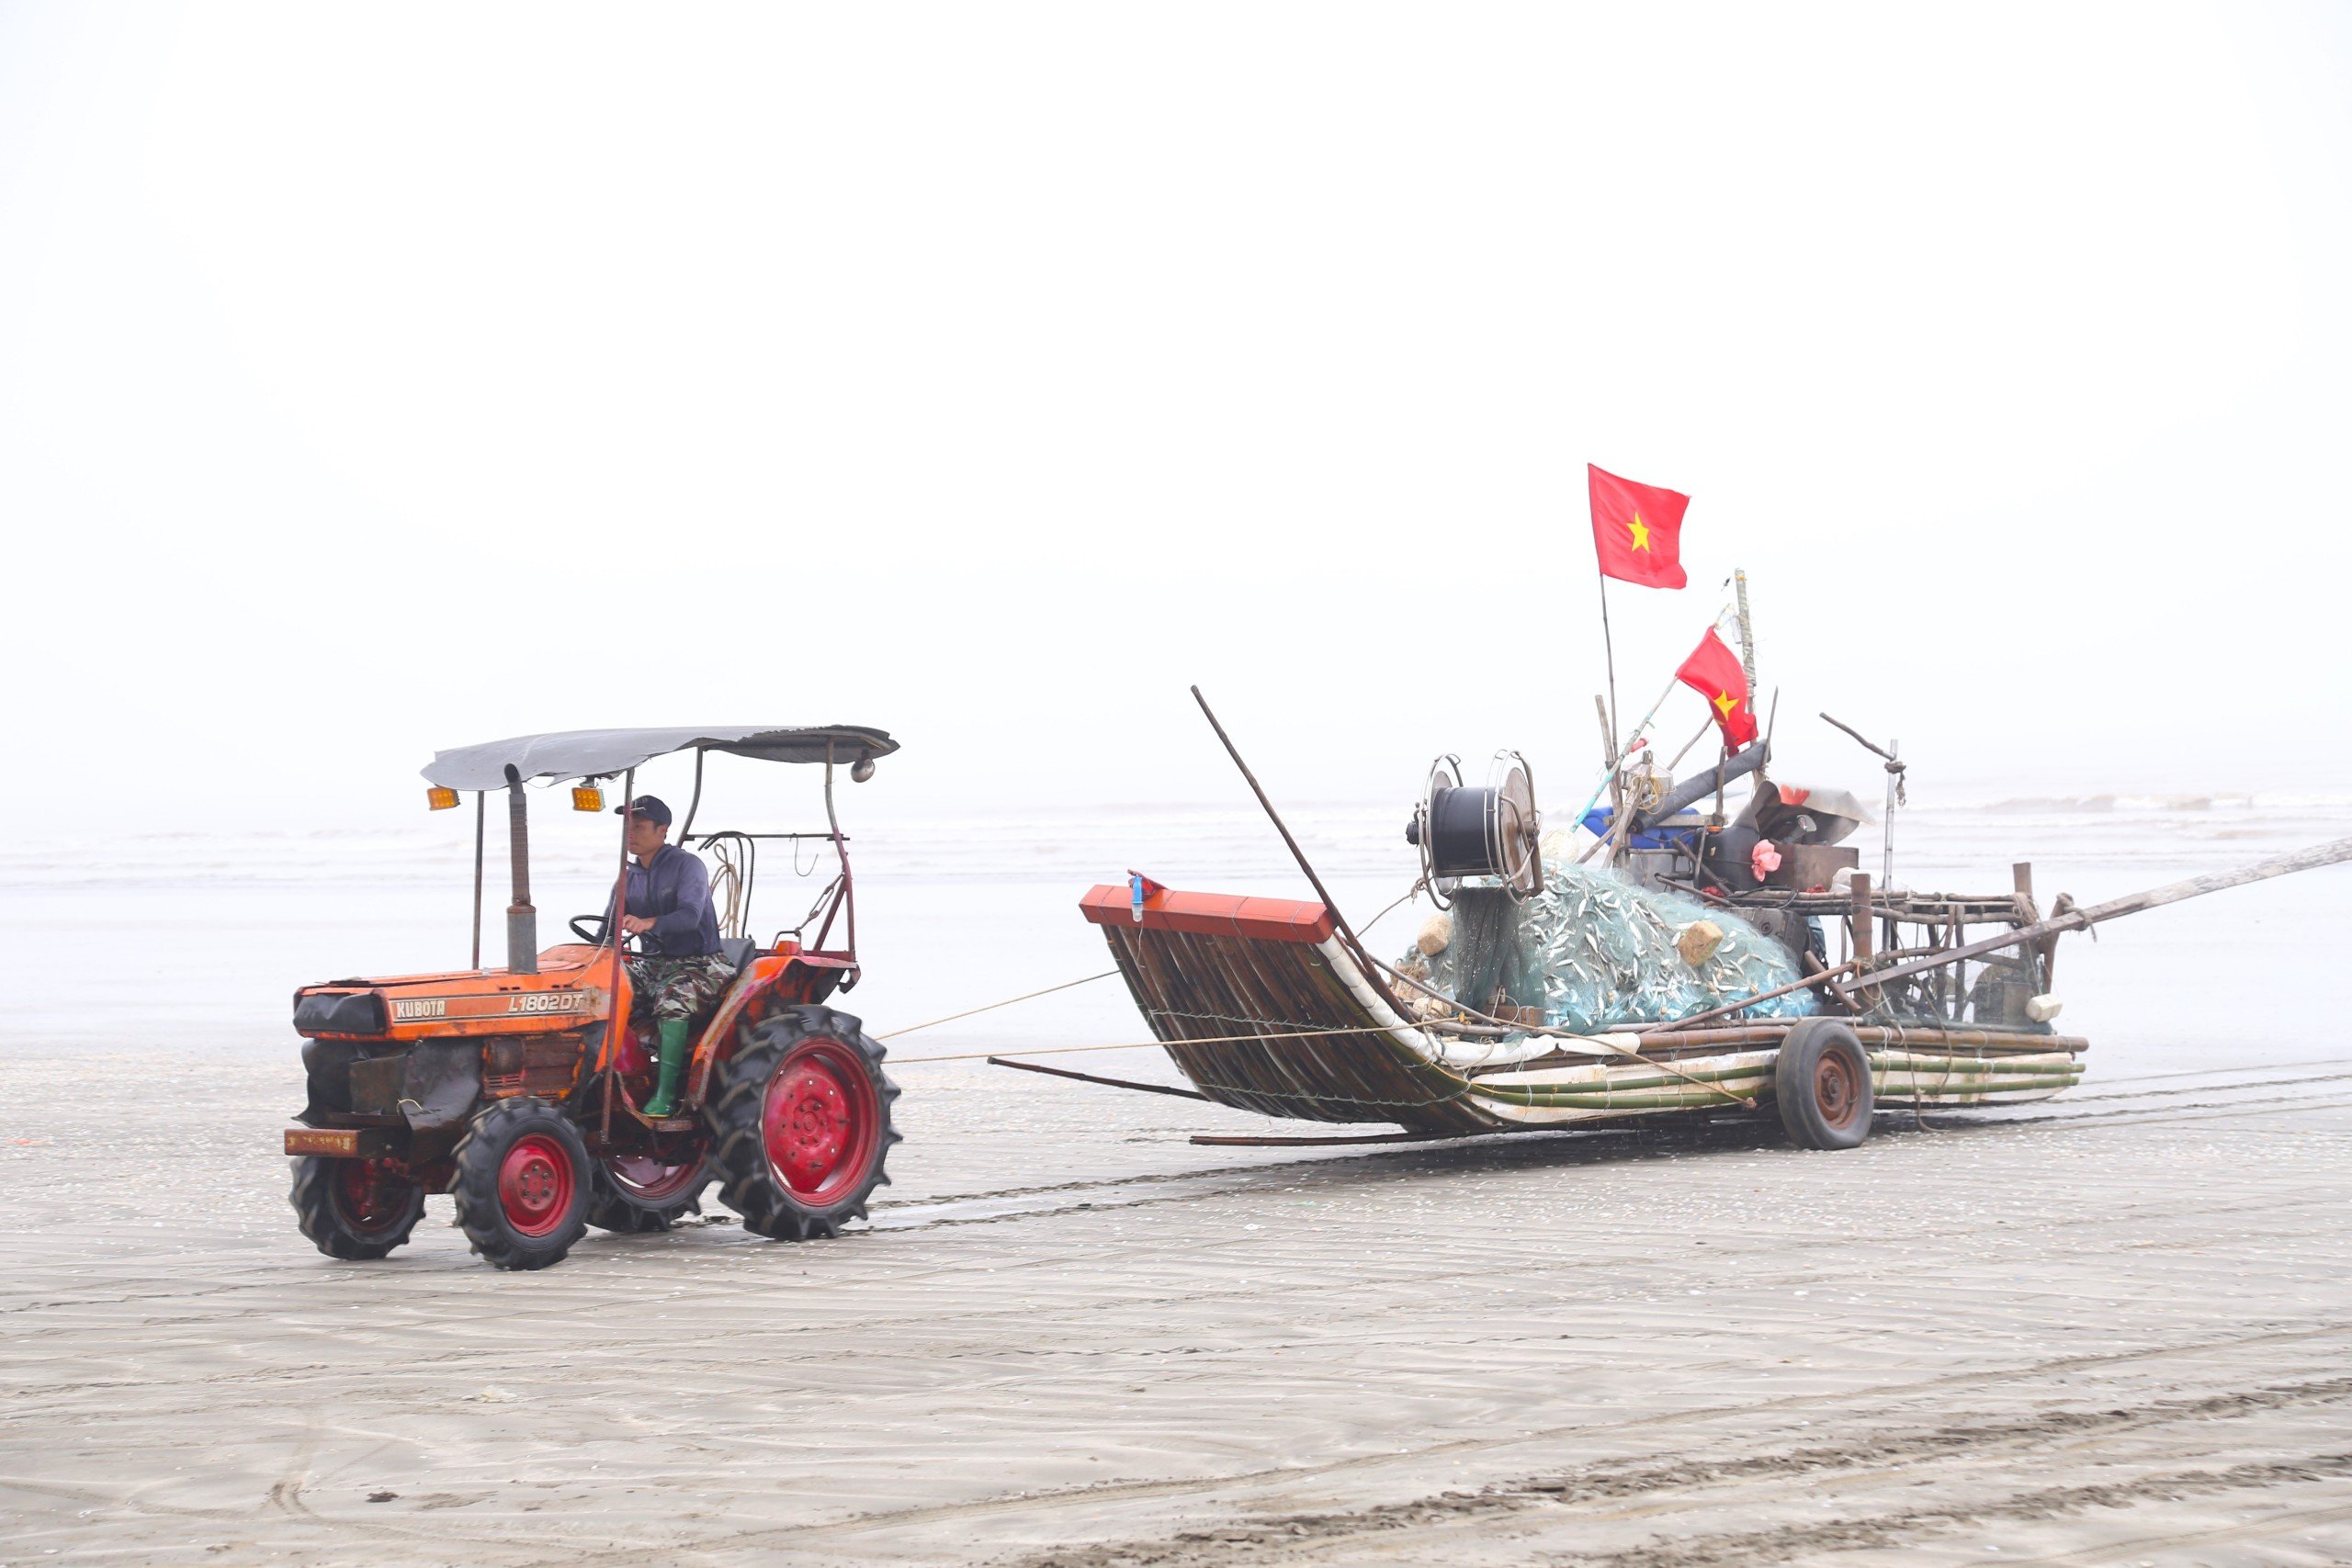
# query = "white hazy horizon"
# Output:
<box><xmin>5</xmin><ymin>4</ymin><xmax>2349</xmax><ymax>840</ymax></box>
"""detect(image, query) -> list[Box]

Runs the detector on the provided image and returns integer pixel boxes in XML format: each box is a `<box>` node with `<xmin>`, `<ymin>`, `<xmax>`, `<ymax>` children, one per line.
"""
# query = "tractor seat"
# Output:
<box><xmin>719</xmin><ymin>934</ymin><xmax>760</xmax><ymax>972</ymax></box>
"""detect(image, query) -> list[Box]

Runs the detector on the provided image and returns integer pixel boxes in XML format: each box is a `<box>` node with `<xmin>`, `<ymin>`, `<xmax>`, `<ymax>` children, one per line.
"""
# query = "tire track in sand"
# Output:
<box><xmin>1000</xmin><ymin>1378</ymin><xmax>2352</xmax><ymax>1567</ymax></box>
<box><xmin>496</xmin><ymin>1323</ymin><xmax>2352</xmax><ymax>1567</ymax></box>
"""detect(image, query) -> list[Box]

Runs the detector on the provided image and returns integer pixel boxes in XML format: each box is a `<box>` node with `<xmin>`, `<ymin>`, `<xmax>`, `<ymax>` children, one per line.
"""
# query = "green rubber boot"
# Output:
<box><xmin>641</xmin><ymin>1019</ymin><xmax>692</xmax><ymax>1118</ymax></box>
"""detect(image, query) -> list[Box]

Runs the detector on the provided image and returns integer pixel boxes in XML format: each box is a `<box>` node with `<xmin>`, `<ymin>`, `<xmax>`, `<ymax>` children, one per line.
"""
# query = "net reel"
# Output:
<box><xmin>1405</xmin><ymin>750</ymin><xmax>1544</xmax><ymax>908</ymax></box>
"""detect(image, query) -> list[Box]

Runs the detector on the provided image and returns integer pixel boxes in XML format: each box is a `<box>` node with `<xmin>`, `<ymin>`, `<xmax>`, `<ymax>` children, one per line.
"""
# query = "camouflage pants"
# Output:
<box><xmin>627</xmin><ymin>953</ymin><xmax>739</xmax><ymax>1027</ymax></box>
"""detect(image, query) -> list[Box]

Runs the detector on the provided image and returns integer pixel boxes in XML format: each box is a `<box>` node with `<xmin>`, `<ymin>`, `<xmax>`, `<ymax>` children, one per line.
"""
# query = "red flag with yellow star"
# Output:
<box><xmin>1676</xmin><ymin>627</ymin><xmax>1758</xmax><ymax>750</ymax></box>
<box><xmin>1588</xmin><ymin>464</ymin><xmax>1690</xmax><ymax>589</ymax></box>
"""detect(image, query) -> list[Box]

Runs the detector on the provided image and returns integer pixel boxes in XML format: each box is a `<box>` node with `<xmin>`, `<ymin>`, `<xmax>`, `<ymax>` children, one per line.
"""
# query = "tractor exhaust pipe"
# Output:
<box><xmin>503</xmin><ymin>765</ymin><xmax>538</xmax><ymax>975</ymax></box>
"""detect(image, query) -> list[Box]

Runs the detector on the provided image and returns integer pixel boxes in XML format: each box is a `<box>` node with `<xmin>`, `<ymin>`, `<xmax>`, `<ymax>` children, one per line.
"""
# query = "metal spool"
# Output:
<box><xmin>1407</xmin><ymin>751</ymin><xmax>1544</xmax><ymax>908</ymax></box>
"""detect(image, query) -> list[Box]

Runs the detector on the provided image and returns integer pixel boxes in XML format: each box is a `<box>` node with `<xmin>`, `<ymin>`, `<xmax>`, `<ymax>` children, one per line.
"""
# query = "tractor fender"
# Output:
<box><xmin>678</xmin><ymin>955</ymin><xmax>861</xmax><ymax>1108</ymax></box>
<box><xmin>682</xmin><ymin>955</ymin><xmax>804</xmax><ymax>1104</ymax></box>
<box><xmin>690</xmin><ymin>956</ymin><xmax>789</xmax><ymax>1077</ymax></box>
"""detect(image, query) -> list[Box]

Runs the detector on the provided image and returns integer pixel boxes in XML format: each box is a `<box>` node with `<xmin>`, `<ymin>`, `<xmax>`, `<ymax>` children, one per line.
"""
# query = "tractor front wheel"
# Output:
<box><xmin>291</xmin><ymin>1156</ymin><xmax>424</xmax><ymax>1260</ymax></box>
<box><xmin>451</xmin><ymin>1098</ymin><xmax>591</xmax><ymax>1269</ymax></box>
<box><xmin>587</xmin><ymin>1154</ymin><xmax>709</xmax><ymax>1233</ymax></box>
<box><xmin>711</xmin><ymin>1006</ymin><xmax>899</xmax><ymax>1241</ymax></box>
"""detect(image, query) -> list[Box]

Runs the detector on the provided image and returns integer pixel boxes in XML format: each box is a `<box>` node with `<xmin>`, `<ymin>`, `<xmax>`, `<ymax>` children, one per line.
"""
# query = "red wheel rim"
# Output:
<box><xmin>499</xmin><ymin>1134</ymin><xmax>577</xmax><ymax>1236</ymax></box>
<box><xmin>1815</xmin><ymin>1049</ymin><xmax>1861</xmax><ymax>1130</ymax></box>
<box><xmin>760</xmin><ymin>1038</ymin><xmax>880</xmax><ymax>1205</ymax></box>
<box><xmin>605</xmin><ymin>1155</ymin><xmax>703</xmax><ymax>1203</ymax></box>
<box><xmin>333</xmin><ymin>1160</ymin><xmax>413</xmax><ymax>1236</ymax></box>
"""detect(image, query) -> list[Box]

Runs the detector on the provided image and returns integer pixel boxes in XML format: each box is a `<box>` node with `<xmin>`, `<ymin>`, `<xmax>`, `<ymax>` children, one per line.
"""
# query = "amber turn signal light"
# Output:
<box><xmin>426</xmin><ymin>786</ymin><xmax>459</xmax><ymax>811</ymax></box>
<box><xmin>572</xmin><ymin>784</ymin><xmax>605</xmax><ymax>812</ymax></box>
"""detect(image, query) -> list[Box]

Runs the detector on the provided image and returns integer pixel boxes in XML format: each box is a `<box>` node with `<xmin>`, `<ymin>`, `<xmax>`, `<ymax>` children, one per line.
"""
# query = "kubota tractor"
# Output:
<box><xmin>284</xmin><ymin>725</ymin><xmax>901</xmax><ymax>1270</ymax></box>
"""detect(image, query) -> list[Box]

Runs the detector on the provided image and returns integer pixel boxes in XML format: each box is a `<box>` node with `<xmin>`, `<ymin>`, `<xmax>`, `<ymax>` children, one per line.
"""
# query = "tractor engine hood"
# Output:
<box><xmin>293</xmin><ymin>966</ymin><xmax>607</xmax><ymax>1039</ymax></box>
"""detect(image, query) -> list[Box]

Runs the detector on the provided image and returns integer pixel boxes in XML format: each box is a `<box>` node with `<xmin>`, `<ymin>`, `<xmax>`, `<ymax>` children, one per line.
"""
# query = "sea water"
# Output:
<box><xmin>5</xmin><ymin>792</ymin><xmax>2348</xmax><ymax>1090</ymax></box>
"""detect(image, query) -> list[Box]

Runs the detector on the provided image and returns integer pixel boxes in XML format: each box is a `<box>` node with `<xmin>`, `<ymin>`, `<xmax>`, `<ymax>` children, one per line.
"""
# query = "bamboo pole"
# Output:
<box><xmin>1646</xmin><ymin>835</ymin><xmax>2352</xmax><ymax>1032</ymax></box>
<box><xmin>1842</xmin><ymin>836</ymin><xmax>2352</xmax><ymax>998</ymax></box>
<box><xmin>1189</xmin><ymin>686</ymin><xmax>1370</xmax><ymax>968</ymax></box>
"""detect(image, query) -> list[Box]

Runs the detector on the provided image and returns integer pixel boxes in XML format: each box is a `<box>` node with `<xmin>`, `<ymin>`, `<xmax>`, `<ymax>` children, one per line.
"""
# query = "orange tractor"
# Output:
<box><xmin>284</xmin><ymin>726</ymin><xmax>901</xmax><ymax>1270</ymax></box>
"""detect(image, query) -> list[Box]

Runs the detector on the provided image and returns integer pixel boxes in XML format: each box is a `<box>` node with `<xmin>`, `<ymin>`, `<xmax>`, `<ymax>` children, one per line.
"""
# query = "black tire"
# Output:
<box><xmin>290</xmin><ymin>1156</ymin><xmax>425</xmax><ymax>1260</ymax></box>
<box><xmin>711</xmin><ymin>1005</ymin><xmax>900</xmax><ymax>1241</ymax></box>
<box><xmin>586</xmin><ymin>1154</ymin><xmax>709</xmax><ymax>1233</ymax></box>
<box><xmin>450</xmin><ymin>1098</ymin><xmax>592</xmax><ymax>1270</ymax></box>
<box><xmin>1774</xmin><ymin>1018</ymin><xmax>1875</xmax><ymax>1150</ymax></box>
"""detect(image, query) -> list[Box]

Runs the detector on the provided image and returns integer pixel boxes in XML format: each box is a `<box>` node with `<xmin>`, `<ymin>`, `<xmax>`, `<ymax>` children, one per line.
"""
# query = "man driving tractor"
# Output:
<box><xmin>614</xmin><ymin>795</ymin><xmax>736</xmax><ymax>1116</ymax></box>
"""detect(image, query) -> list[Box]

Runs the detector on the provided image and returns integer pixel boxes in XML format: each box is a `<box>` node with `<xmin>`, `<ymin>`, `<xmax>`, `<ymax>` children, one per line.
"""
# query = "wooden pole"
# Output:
<box><xmin>1665</xmin><ymin>713</ymin><xmax>1717</xmax><ymax>772</ymax></box>
<box><xmin>987</xmin><ymin>1055</ymin><xmax>1209</xmax><ymax>1101</ymax></box>
<box><xmin>1848</xmin><ymin>870</ymin><xmax>1875</xmax><ymax>1010</ymax></box>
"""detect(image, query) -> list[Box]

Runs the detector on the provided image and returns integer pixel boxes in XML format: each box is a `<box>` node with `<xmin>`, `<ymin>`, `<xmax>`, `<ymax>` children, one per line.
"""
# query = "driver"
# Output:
<box><xmin>612</xmin><ymin>795</ymin><xmax>736</xmax><ymax>1117</ymax></box>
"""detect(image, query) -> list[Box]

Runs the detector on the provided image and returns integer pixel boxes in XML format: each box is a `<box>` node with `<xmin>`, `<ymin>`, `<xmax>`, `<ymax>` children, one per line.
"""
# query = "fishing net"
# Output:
<box><xmin>1396</xmin><ymin>866</ymin><xmax>1818</xmax><ymax>1034</ymax></box>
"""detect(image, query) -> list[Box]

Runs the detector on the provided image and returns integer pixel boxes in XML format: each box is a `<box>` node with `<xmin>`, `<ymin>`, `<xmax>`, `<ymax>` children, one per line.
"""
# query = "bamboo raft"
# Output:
<box><xmin>1069</xmin><ymin>687</ymin><xmax>2351</xmax><ymax>1140</ymax></box>
<box><xmin>1077</xmin><ymin>885</ymin><xmax>2086</xmax><ymax>1135</ymax></box>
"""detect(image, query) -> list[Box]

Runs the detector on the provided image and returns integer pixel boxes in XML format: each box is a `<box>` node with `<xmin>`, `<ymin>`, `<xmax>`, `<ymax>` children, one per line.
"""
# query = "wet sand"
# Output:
<box><xmin>7</xmin><ymin>1043</ymin><xmax>2352</xmax><ymax>1565</ymax></box>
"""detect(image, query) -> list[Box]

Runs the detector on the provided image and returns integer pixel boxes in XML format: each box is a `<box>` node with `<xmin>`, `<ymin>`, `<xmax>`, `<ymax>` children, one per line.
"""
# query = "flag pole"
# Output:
<box><xmin>1568</xmin><ymin>604</ymin><xmax>1735</xmax><ymax>838</ymax></box>
<box><xmin>1733</xmin><ymin>568</ymin><xmax>1758</xmax><ymax>695</ymax></box>
<box><xmin>1597</xmin><ymin>569</ymin><xmax>1622</xmax><ymax>751</ymax></box>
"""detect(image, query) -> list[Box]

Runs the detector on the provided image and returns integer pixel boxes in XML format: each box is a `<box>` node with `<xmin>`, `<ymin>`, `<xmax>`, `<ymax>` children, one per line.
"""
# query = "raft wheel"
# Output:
<box><xmin>1774</xmin><ymin>1018</ymin><xmax>1875</xmax><ymax>1150</ymax></box>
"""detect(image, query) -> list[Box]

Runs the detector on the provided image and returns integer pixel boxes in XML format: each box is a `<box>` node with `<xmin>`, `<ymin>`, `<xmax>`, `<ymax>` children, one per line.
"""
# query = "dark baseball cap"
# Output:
<box><xmin>614</xmin><ymin>795</ymin><xmax>673</xmax><ymax>827</ymax></box>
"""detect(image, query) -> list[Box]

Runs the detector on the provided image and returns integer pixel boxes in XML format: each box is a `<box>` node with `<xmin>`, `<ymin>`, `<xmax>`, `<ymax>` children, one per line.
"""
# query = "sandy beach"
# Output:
<box><xmin>7</xmin><ymin>1033</ymin><xmax>2352</xmax><ymax>1565</ymax></box>
<box><xmin>11</xmin><ymin>4</ymin><xmax>2352</xmax><ymax>1559</ymax></box>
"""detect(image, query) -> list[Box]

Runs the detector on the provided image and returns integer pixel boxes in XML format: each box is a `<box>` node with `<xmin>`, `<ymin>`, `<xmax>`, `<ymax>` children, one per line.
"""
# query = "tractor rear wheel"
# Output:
<box><xmin>451</xmin><ymin>1098</ymin><xmax>591</xmax><ymax>1269</ymax></box>
<box><xmin>586</xmin><ymin>1154</ymin><xmax>709</xmax><ymax>1233</ymax></box>
<box><xmin>290</xmin><ymin>1156</ymin><xmax>424</xmax><ymax>1260</ymax></box>
<box><xmin>710</xmin><ymin>1006</ymin><xmax>899</xmax><ymax>1241</ymax></box>
<box><xmin>1774</xmin><ymin>1018</ymin><xmax>1875</xmax><ymax>1150</ymax></box>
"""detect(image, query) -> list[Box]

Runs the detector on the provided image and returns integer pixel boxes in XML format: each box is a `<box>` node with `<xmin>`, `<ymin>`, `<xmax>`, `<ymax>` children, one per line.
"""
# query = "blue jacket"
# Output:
<box><xmin>617</xmin><ymin>843</ymin><xmax>721</xmax><ymax>957</ymax></box>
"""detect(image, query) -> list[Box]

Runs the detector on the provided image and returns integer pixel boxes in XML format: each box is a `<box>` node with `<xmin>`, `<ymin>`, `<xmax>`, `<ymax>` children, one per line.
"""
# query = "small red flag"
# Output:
<box><xmin>1675</xmin><ymin>627</ymin><xmax>1758</xmax><ymax>750</ymax></box>
<box><xmin>1588</xmin><ymin>464</ymin><xmax>1690</xmax><ymax>589</ymax></box>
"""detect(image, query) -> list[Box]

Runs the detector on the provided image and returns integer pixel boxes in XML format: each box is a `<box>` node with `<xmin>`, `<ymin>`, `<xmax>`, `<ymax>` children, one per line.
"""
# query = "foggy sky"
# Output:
<box><xmin>4</xmin><ymin>4</ymin><xmax>2348</xmax><ymax>839</ymax></box>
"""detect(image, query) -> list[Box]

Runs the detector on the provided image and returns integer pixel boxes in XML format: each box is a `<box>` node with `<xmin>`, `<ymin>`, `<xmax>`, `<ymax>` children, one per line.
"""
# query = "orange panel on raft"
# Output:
<box><xmin>1078</xmin><ymin>885</ymin><xmax>1336</xmax><ymax>944</ymax></box>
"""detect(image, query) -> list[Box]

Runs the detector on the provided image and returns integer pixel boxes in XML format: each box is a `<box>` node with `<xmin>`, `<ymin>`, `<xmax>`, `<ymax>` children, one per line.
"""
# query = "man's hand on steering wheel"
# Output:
<box><xmin>568</xmin><ymin>913</ymin><xmax>642</xmax><ymax>949</ymax></box>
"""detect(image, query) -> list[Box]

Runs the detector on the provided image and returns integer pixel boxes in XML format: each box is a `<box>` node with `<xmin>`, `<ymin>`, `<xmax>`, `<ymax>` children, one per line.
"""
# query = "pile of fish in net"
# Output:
<box><xmin>1395</xmin><ymin>864</ymin><xmax>1817</xmax><ymax>1034</ymax></box>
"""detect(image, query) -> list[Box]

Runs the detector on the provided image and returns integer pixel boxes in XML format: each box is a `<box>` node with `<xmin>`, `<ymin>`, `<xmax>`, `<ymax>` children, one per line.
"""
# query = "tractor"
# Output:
<box><xmin>283</xmin><ymin>725</ymin><xmax>901</xmax><ymax>1270</ymax></box>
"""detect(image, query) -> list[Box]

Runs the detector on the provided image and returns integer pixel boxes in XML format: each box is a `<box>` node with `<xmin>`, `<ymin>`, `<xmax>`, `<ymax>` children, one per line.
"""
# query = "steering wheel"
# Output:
<box><xmin>570</xmin><ymin>914</ymin><xmax>634</xmax><ymax>948</ymax></box>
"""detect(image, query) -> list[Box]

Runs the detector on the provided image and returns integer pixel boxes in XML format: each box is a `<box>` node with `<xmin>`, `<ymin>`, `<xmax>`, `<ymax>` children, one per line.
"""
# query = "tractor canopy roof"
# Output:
<box><xmin>421</xmin><ymin>725</ymin><xmax>899</xmax><ymax>790</ymax></box>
